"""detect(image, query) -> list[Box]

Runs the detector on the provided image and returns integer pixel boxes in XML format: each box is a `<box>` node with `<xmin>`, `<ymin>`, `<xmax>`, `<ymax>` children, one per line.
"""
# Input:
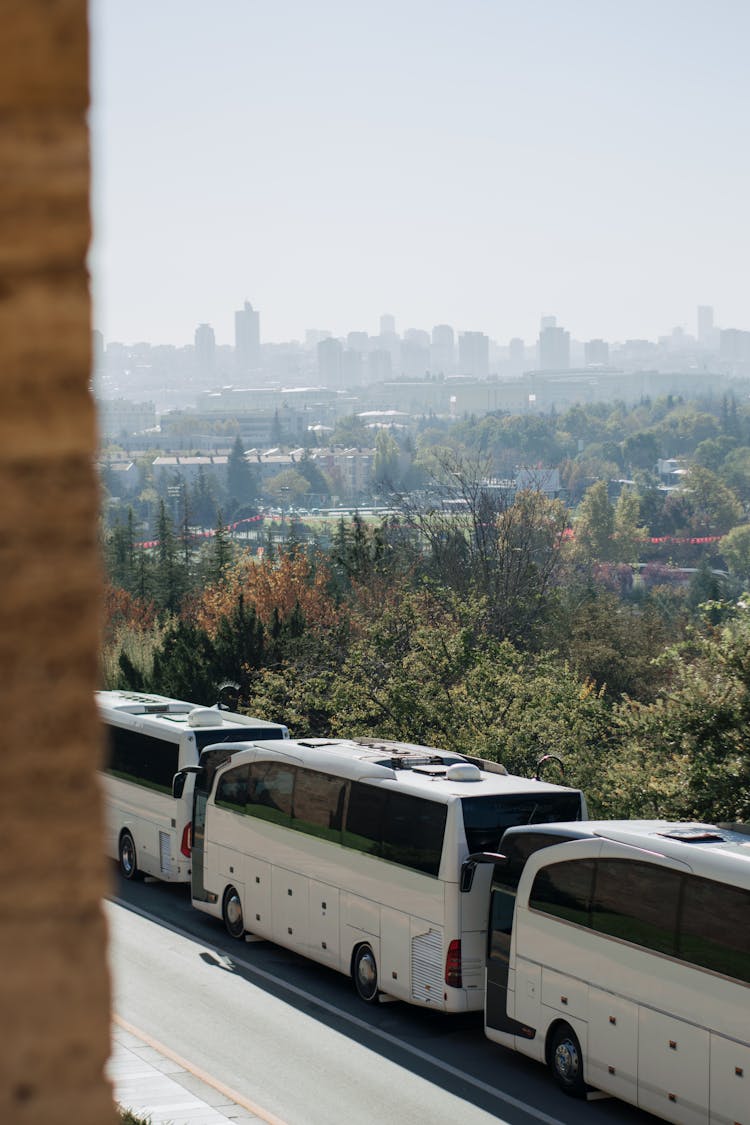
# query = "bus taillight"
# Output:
<box><xmin>180</xmin><ymin>822</ymin><xmax>192</xmax><ymax>857</ymax></box>
<box><xmin>445</xmin><ymin>939</ymin><xmax>462</xmax><ymax>988</ymax></box>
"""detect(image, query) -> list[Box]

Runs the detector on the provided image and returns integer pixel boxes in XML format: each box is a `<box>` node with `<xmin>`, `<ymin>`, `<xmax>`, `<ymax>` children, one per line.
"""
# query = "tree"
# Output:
<box><xmin>227</xmin><ymin>435</ymin><xmax>257</xmax><ymax>506</ymax></box>
<box><xmin>154</xmin><ymin>500</ymin><xmax>188</xmax><ymax>613</ymax></box>
<box><xmin>720</xmin><ymin>524</ymin><xmax>750</xmax><ymax>579</ymax></box>
<box><xmin>207</xmin><ymin>509</ymin><xmax>233</xmax><ymax>584</ymax></box>
<box><xmin>266</xmin><ymin>469</ymin><xmax>311</xmax><ymax>507</ymax></box>
<box><xmin>612</xmin><ymin>487</ymin><xmax>648</xmax><ymax>565</ymax></box>
<box><xmin>574</xmin><ymin>480</ymin><xmax>614</xmax><ymax>562</ymax></box>
<box><xmin>373</xmin><ymin>430</ymin><xmax>401</xmax><ymax>491</ymax></box>
<box><xmin>401</xmin><ymin>451</ymin><xmax>568</xmax><ymax>644</ymax></box>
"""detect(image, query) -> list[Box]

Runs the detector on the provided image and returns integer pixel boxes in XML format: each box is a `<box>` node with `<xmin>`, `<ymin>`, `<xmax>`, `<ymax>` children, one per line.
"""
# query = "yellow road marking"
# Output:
<box><xmin>113</xmin><ymin>1012</ymin><xmax>290</xmax><ymax>1125</ymax></box>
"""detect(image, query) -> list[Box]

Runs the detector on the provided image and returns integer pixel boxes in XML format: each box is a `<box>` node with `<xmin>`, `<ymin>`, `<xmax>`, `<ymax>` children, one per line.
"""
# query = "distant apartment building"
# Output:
<box><xmin>317</xmin><ymin>337</ymin><xmax>344</xmax><ymax>387</ymax></box>
<box><xmin>720</xmin><ymin>328</ymin><xmax>750</xmax><ymax>365</ymax></box>
<box><xmin>97</xmin><ymin>397</ymin><xmax>157</xmax><ymax>441</ymax></box>
<box><xmin>152</xmin><ymin>454</ymin><xmax>229</xmax><ymax>487</ymax></box>
<box><xmin>458</xmin><ymin>331</ymin><xmax>489</xmax><ymax>378</ymax></box>
<box><xmin>538</xmin><ymin>320</ymin><xmax>570</xmax><ymax>370</ymax></box>
<box><xmin>431</xmin><ymin>324</ymin><xmax>455</xmax><ymax>375</ymax></box>
<box><xmin>584</xmin><ymin>338</ymin><xmax>609</xmax><ymax>366</ymax></box>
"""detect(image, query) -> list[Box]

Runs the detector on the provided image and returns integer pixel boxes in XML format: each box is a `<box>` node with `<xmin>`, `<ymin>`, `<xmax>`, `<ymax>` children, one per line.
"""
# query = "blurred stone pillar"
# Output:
<box><xmin>0</xmin><ymin>3</ymin><xmax>116</xmax><ymax>1123</ymax></box>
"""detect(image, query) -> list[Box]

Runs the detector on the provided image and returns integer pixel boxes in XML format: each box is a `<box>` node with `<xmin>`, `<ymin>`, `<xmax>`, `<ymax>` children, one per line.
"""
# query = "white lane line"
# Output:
<box><xmin>109</xmin><ymin>896</ymin><xmax>565</xmax><ymax>1125</ymax></box>
<box><xmin>114</xmin><ymin>1013</ymin><xmax>289</xmax><ymax>1125</ymax></box>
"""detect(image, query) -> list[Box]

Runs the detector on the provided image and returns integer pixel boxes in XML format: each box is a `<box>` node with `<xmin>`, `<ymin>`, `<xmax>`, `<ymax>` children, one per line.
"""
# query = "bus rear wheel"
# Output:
<box><xmin>352</xmin><ymin>943</ymin><xmax>379</xmax><ymax>1003</ymax></box>
<box><xmin>222</xmin><ymin>886</ymin><xmax>245</xmax><ymax>940</ymax></box>
<box><xmin>118</xmin><ymin>831</ymin><xmax>141</xmax><ymax>881</ymax></box>
<box><xmin>548</xmin><ymin>1022</ymin><xmax>587</xmax><ymax>1097</ymax></box>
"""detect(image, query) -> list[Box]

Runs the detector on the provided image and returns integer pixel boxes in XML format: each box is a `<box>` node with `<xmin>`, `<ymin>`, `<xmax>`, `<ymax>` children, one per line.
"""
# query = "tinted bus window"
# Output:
<box><xmin>529</xmin><ymin>859</ymin><xmax>594</xmax><ymax>926</ymax></box>
<box><xmin>679</xmin><ymin>875</ymin><xmax>750</xmax><ymax>984</ymax></box>
<box><xmin>462</xmin><ymin>793</ymin><xmax>582</xmax><ymax>853</ymax></box>
<box><xmin>591</xmin><ymin>859</ymin><xmax>680</xmax><ymax>956</ymax></box>
<box><xmin>493</xmin><ymin>832</ymin><xmax>577</xmax><ymax>892</ymax></box>
<box><xmin>107</xmin><ymin>726</ymin><xmax>179</xmax><ymax>793</ymax></box>
<box><xmin>293</xmin><ymin>768</ymin><xmax>347</xmax><ymax>843</ymax></box>
<box><xmin>381</xmin><ymin>792</ymin><xmax>447</xmax><ymax>877</ymax></box>
<box><xmin>215</xmin><ymin>765</ymin><xmax>249</xmax><ymax>813</ymax></box>
<box><xmin>247</xmin><ymin>762</ymin><xmax>294</xmax><ymax>827</ymax></box>
<box><xmin>344</xmin><ymin>782</ymin><xmax>387</xmax><ymax>856</ymax></box>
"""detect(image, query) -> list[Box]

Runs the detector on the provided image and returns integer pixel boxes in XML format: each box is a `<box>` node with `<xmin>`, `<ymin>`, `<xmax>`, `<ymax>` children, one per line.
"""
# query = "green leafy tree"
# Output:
<box><xmin>575</xmin><ymin>480</ymin><xmax>614</xmax><ymax>562</ymax></box>
<box><xmin>720</xmin><ymin>524</ymin><xmax>750</xmax><ymax>579</ymax></box>
<box><xmin>612</xmin><ymin>487</ymin><xmax>648</xmax><ymax>564</ymax></box>
<box><xmin>373</xmin><ymin>430</ymin><xmax>401</xmax><ymax>491</ymax></box>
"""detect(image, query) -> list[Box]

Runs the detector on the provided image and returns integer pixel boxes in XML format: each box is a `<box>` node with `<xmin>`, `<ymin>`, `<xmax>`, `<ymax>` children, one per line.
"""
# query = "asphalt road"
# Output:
<box><xmin>107</xmin><ymin>871</ymin><xmax>660</xmax><ymax>1125</ymax></box>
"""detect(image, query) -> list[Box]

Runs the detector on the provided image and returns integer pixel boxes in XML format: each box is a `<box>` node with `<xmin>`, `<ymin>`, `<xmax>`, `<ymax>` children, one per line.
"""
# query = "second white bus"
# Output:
<box><xmin>187</xmin><ymin>736</ymin><xmax>586</xmax><ymax>1012</ymax></box>
<box><xmin>483</xmin><ymin>820</ymin><xmax>750</xmax><ymax>1125</ymax></box>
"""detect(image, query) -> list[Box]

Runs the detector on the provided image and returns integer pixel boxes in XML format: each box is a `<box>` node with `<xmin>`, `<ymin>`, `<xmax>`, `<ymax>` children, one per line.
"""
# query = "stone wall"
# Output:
<box><xmin>0</xmin><ymin>3</ymin><xmax>116</xmax><ymax>1123</ymax></box>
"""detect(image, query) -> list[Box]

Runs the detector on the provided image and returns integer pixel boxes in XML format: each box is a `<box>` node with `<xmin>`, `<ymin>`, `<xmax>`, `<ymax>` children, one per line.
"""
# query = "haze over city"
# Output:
<box><xmin>90</xmin><ymin>0</ymin><xmax>750</xmax><ymax>348</ymax></box>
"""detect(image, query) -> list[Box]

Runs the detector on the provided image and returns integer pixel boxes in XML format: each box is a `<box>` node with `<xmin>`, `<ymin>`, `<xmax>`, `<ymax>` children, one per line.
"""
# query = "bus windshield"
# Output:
<box><xmin>461</xmin><ymin>792</ymin><xmax>582</xmax><ymax>853</ymax></box>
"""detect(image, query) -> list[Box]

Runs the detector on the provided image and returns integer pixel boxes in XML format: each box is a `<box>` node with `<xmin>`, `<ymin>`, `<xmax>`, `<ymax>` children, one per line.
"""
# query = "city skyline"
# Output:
<box><xmin>90</xmin><ymin>1</ymin><xmax>750</xmax><ymax>346</ymax></box>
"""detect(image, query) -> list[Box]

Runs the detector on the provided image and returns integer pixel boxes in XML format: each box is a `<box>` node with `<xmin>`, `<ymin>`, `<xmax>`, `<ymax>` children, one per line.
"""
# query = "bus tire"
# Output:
<box><xmin>118</xmin><ymin>830</ymin><xmax>141</xmax><ymax>881</ymax></box>
<box><xmin>548</xmin><ymin>1022</ymin><xmax>587</xmax><ymax>1097</ymax></box>
<box><xmin>352</xmin><ymin>943</ymin><xmax>379</xmax><ymax>1003</ymax></box>
<box><xmin>222</xmin><ymin>885</ymin><xmax>245</xmax><ymax>940</ymax></box>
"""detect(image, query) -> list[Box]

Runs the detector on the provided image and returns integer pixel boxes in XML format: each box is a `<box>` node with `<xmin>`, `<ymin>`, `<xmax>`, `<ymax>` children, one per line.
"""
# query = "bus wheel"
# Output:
<box><xmin>222</xmin><ymin>886</ymin><xmax>245</xmax><ymax>940</ymax></box>
<box><xmin>118</xmin><ymin>831</ymin><xmax>141</xmax><ymax>881</ymax></box>
<box><xmin>352</xmin><ymin>943</ymin><xmax>379</xmax><ymax>1003</ymax></box>
<box><xmin>549</xmin><ymin>1022</ymin><xmax>587</xmax><ymax>1097</ymax></box>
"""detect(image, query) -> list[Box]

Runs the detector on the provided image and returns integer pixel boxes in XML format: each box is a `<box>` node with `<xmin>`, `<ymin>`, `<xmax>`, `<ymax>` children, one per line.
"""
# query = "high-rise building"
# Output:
<box><xmin>508</xmin><ymin>337</ymin><xmax>525</xmax><ymax>375</ymax></box>
<box><xmin>380</xmin><ymin>313</ymin><xmax>396</xmax><ymax>336</ymax></box>
<box><xmin>697</xmin><ymin>305</ymin><xmax>714</xmax><ymax>345</ymax></box>
<box><xmin>317</xmin><ymin>336</ymin><xmax>343</xmax><ymax>387</ymax></box>
<box><xmin>458</xmin><ymin>331</ymin><xmax>489</xmax><ymax>378</ymax></box>
<box><xmin>431</xmin><ymin>324</ymin><xmax>455</xmax><ymax>375</ymax></box>
<box><xmin>194</xmin><ymin>323</ymin><xmax>216</xmax><ymax>376</ymax></box>
<box><xmin>584</xmin><ymin>338</ymin><xmax>609</xmax><ymax>366</ymax></box>
<box><xmin>235</xmin><ymin>301</ymin><xmax>260</xmax><ymax>375</ymax></box>
<box><xmin>538</xmin><ymin>322</ymin><xmax>570</xmax><ymax>370</ymax></box>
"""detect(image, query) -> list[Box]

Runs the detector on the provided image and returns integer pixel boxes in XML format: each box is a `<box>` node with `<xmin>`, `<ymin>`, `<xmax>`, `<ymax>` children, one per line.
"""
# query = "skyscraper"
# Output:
<box><xmin>458</xmin><ymin>331</ymin><xmax>489</xmax><ymax>378</ymax></box>
<box><xmin>380</xmin><ymin>313</ymin><xmax>396</xmax><ymax>336</ymax></box>
<box><xmin>431</xmin><ymin>324</ymin><xmax>455</xmax><ymax>375</ymax></box>
<box><xmin>194</xmin><ymin>322</ymin><xmax>216</xmax><ymax>376</ymax></box>
<box><xmin>697</xmin><ymin>305</ymin><xmax>714</xmax><ymax>345</ymax></box>
<box><xmin>235</xmin><ymin>301</ymin><xmax>260</xmax><ymax>376</ymax></box>
<box><xmin>538</xmin><ymin>322</ymin><xmax>570</xmax><ymax>370</ymax></box>
<box><xmin>317</xmin><ymin>336</ymin><xmax>343</xmax><ymax>387</ymax></box>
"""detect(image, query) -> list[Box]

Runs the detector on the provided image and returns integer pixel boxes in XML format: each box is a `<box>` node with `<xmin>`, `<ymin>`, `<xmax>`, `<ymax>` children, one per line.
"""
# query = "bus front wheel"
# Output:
<box><xmin>352</xmin><ymin>943</ymin><xmax>379</xmax><ymax>1003</ymax></box>
<box><xmin>118</xmin><ymin>831</ymin><xmax>141</xmax><ymax>881</ymax></box>
<box><xmin>548</xmin><ymin>1022</ymin><xmax>587</xmax><ymax>1097</ymax></box>
<box><xmin>222</xmin><ymin>886</ymin><xmax>245</xmax><ymax>940</ymax></box>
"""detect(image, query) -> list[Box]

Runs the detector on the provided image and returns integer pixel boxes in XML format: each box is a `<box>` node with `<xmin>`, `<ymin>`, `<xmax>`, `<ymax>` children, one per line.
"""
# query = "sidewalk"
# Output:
<box><xmin>109</xmin><ymin>1020</ymin><xmax>275</xmax><ymax>1125</ymax></box>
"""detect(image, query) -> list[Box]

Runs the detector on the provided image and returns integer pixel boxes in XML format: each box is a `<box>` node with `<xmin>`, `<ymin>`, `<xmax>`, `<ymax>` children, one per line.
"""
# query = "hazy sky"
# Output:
<box><xmin>90</xmin><ymin>0</ymin><xmax>750</xmax><ymax>347</ymax></box>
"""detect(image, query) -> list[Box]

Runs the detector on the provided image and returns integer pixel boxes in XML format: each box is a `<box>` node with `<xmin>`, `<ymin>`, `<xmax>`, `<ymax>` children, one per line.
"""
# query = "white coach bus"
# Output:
<box><xmin>483</xmin><ymin>820</ymin><xmax>750</xmax><ymax>1125</ymax></box>
<box><xmin>97</xmin><ymin>690</ymin><xmax>289</xmax><ymax>883</ymax></box>
<box><xmin>186</xmin><ymin>736</ymin><xmax>585</xmax><ymax>1012</ymax></box>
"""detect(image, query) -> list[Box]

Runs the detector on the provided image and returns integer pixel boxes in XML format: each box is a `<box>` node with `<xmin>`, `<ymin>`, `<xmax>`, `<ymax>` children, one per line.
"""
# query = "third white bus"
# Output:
<box><xmin>97</xmin><ymin>690</ymin><xmax>289</xmax><ymax>883</ymax></box>
<box><xmin>483</xmin><ymin>820</ymin><xmax>750</xmax><ymax>1125</ymax></box>
<box><xmin>186</xmin><ymin>736</ymin><xmax>586</xmax><ymax>1012</ymax></box>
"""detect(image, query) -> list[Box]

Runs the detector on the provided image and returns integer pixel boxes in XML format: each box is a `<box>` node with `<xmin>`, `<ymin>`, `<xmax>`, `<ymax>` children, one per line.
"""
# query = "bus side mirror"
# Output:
<box><xmin>460</xmin><ymin>852</ymin><xmax>507</xmax><ymax>893</ymax></box>
<box><xmin>172</xmin><ymin>771</ymin><xmax>187</xmax><ymax>799</ymax></box>
<box><xmin>172</xmin><ymin>765</ymin><xmax>201</xmax><ymax>799</ymax></box>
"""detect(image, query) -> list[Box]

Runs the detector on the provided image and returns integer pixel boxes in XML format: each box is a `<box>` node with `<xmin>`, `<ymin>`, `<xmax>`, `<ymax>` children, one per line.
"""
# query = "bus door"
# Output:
<box><xmin>191</xmin><ymin>746</ymin><xmax>236</xmax><ymax>902</ymax></box>
<box><xmin>486</xmin><ymin>878</ymin><xmax>517</xmax><ymax>1033</ymax></box>
<box><xmin>486</xmin><ymin>831</ymin><xmax>578</xmax><ymax>1035</ymax></box>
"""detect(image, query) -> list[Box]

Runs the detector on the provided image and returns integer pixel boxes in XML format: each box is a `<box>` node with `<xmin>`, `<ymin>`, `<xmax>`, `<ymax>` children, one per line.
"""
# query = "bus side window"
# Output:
<box><xmin>292</xmin><ymin>767</ymin><xmax>347</xmax><ymax>843</ymax></box>
<box><xmin>215</xmin><ymin>765</ymin><xmax>249</xmax><ymax>813</ymax></box>
<box><xmin>247</xmin><ymin>762</ymin><xmax>294</xmax><ymax>827</ymax></box>
<box><xmin>679</xmin><ymin>875</ymin><xmax>750</xmax><ymax>983</ymax></box>
<box><xmin>529</xmin><ymin>859</ymin><xmax>594</xmax><ymax>927</ymax></box>
<box><xmin>590</xmin><ymin>859</ymin><xmax>680</xmax><ymax>956</ymax></box>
